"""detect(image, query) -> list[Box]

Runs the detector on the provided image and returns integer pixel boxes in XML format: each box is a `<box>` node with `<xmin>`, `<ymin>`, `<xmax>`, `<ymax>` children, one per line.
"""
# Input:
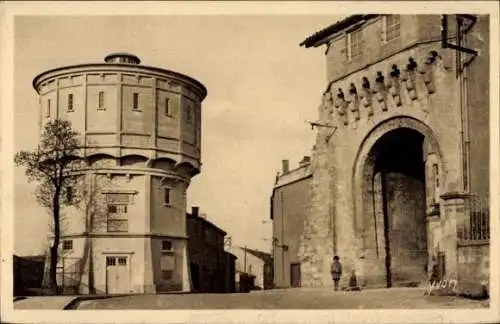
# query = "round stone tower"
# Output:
<box><xmin>33</xmin><ymin>53</ymin><xmax>207</xmax><ymax>294</ymax></box>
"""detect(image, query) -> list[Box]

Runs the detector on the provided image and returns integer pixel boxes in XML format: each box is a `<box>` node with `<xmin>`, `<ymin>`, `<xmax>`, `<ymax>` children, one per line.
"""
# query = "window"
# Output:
<box><xmin>106</xmin><ymin>256</ymin><xmax>116</xmax><ymax>266</ymax></box>
<box><xmin>346</xmin><ymin>28</ymin><xmax>363</xmax><ymax>60</ymax></box>
<box><xmin>165</xmin><ymin>97</ymin><xmax>170</xmax><ymax>116</ymax></box>
<box><xmin>106</xmin><ymin>193</ymin><xmax>129</xmax><ymax>232</ymax></box>
<box><xmin>383</xmin><ymin>15</ymin><xmax>401</xmax><ymax>43</ymax></box>
<box><xmin>67</xmin><ymin>94</ymin><xmax>74</xmax><ymax>112</ymax></box>
<box><xmin>98</xmin><ymin>91</ymin><xmax>105</xmax><ymax>110</ymax></box>
<box><xmin>162</xmin><ymin>240</ymin><xmax>173</xmax><ymax>251</ymax></box>
<box><xmin>118</xmin><ymin>257</ymin><xmax>127</xmax><ymax>266</ymax></box>
<box><xmin>108</xmin><ymin>204</ymin><xmax>127</xmax><ymax>214</ymax></box>
<box><xmin>163</xmin><ymin>188</ymin><xmax>171</xmax><ymax>205</ymax></box>
<box><xmin>62</xmin><ymin>240</ymin><xmax>73</xmax><ymax>250</ymax></box>
<box><xmin>185</xmin><ymin>103</ymin><xmax>192</xmax><ymax>124</ymax></box>
<box><xmin>133</xmin><ymin>93</ymin><xmax>139</xmax><ymax>110</ymax></box>
<box><xmin>46</xmin><ymin>99</ymin><xmax>51</xmax><ymax>117</ymax></box>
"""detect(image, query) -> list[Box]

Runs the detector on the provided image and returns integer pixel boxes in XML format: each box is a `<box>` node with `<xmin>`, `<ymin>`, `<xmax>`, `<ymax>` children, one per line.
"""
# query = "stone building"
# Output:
<box><xmin>186</xmin><ymin>207</ymin><xmax>236</xmax><ymax>293</ymax></box>
<box><xmin>227</xmin><ymin>246</ymin><xmax>274</xmax><ymax>290</ymax></box>
<box><xmin>275</xmin><ymin>14</ymin><xmax>489</xmax><ymax>292</ymax></box>
<box><xmin>270</xmin><ymin>157</ymin><xmax>312</xmax><ymax>288</ymax></box>
<box><xmin>34</xmin><ymin>52</ymin><xmax>207</xmax><ymax>294</ymax></box>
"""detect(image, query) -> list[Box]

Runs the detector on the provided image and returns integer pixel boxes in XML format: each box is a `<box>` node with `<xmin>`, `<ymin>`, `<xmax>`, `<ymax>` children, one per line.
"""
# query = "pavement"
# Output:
<box><xmin>14</xmin><ymin>296</ymin><xmax>79</xmax><ymax>309</ymax></box>
<box><xmin>74</xmin><ymin>287</ymin><xmax>489</xmax><ymax>309</ymax></box>
<box><xmin>12</xmin><ymin>287</ymin><xmax>489</xmax><ymax>310</ymax></box>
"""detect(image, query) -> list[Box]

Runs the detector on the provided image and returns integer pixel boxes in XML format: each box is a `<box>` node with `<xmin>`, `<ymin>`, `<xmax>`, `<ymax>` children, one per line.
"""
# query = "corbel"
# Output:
<box><xmin>348</xmin><ymin>83</ymin><xmax>360</xmax><ymax>121</ymax></box>
<box><xmin>373</xmin><ymin>71</ymin><xmax>388</xmax><ymax>112</ymax></box>
<box><xmin>418</xmin><ymin>50</ymin><xmax>439</xmax><ymax>94</ymax></box>
<box><xmin>334</xmin><ymin>88</ymin><xmax>349</xmax><ymax>126</ymax></box>
<box><xmin>402</xmin><ymin>57</ymin><xmax>418</xmax><ymax>100</ymax></box>
<box><xmin>359</xmin><ymin>77</ymin><xmax>373</xmax><ymax>117</ymax></box>
<box><xmin>386</xmin><ymin>64</ymin><xmax>402</xmax><ymax>106</ymax></box>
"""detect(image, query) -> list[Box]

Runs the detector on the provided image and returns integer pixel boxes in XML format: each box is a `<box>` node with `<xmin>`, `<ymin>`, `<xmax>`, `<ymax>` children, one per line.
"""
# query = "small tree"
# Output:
<box><xmin>15</xmin><ymin>119</ymin><xmax>82</xmax><ymax>294</ymax></box>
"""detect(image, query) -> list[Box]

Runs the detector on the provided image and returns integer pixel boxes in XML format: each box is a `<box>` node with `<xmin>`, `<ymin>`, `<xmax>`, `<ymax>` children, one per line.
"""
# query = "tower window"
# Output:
<box><xmin>133</xmin><ymin>93</ymin><xmax>139</xmax><ymax>110</ymax></box>
<box><xmin>67</xmin><ymin>94</ymin><xmax>74</xmax><ymax>112</ymax></box>
<box><xmin>383</xmin><ymin>15</ymin><xmax>401</xmax><ymax>43</ymax></box>
<box><xmin>106</xmin><ymin>193</ymin><xmax>129</xmax><ymax>232</ymax></box>
<box><xmin>186</xmin><ymin>104</ymin><xmax>192</xmax><ymax>124</ymax></box>
<box><xmin>162</xmin><ymin>240</ymin><xmax>173</xmax><ymax>251</ymax></box>
<box><xmin>346</xmin><ymin>28</ymin><xmax>363</xmax><ymax>60</ymax></box>
<box><xmin>98</xmin><ymin>91</ymin><xmax>105</xmax><ymax>110</ymax></box>
<box><xmin>46</xmin><ymin>99</ymin><xmax>51</xmax><ymax>117</ymax></box>
<box><xmin>62</xmin><ymin>240</ymin><xmax>73</xmax><ymax>250</ymax></box>
<box><xmin>163</xmin><ymin>188</ymin><xmax>171</xmax><ymax>205</ymax></box>
<box><xmin>165</xmin><ymin>97</ymin><xmax>170</xmax><ymax>116</ymax></box>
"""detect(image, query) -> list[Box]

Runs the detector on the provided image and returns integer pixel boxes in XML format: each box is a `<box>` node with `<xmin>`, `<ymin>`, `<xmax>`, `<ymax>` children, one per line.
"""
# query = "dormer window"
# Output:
<box><xmin>346</xmin><ymin>28</ymin><xmax>363</xmax><ymax>60</ymax></box>
<box><xmin>383</xmin><ymin>15</ymin><xmax>401</xmax><ymax>43</ymax></box>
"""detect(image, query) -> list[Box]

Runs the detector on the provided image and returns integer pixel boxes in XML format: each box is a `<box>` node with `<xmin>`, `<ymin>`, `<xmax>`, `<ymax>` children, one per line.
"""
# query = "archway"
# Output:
<box><xmin>362</xmin><ymin>127</ymin><xmax>428</xmax><ymax>287</ymax></box>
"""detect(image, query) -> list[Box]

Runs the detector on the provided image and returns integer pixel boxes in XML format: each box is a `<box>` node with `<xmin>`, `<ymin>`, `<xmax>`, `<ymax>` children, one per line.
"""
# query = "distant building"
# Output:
<box><xmin>280</xmin><ymin>14</ymin><xmax>490</xmax><ymax>292</ymax></box>
<box><xmin>270</xmin><ymin>157</ymin><xmax>312</xmax><ymax>288</ymax></box>
<box><xmin>33</xmin><ymin>52</ymin><xmax>207</xmax><ymax>294</ymax></box>
<box><xmin>227</xmin><ymin>246</ymin><xmax>273</xmax><ymax>290</ymax></box>
<box><xmin>186</xmin><ymin>207</ymin><xmax>236</xmax><ymax>293</ymax></box>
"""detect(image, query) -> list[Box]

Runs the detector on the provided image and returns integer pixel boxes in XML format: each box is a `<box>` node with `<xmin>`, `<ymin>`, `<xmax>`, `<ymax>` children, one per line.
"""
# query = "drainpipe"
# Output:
<box><xmin>457</xmin><ymin>17</ymin><xmax>471</xmax><ymax>193</ymax></box>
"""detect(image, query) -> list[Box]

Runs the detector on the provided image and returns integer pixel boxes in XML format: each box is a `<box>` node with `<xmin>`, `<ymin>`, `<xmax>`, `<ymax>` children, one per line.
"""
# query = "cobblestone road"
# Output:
<box><xmin>76</xmin><ymin>288</ymin><xmax>489</xmax><ymax>309</ymax></box>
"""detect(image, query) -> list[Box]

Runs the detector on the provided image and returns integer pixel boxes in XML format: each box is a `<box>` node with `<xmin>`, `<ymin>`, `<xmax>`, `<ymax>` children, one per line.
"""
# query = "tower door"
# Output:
<box><xmin>290</xmin><ymin>263</ymin><xmax>301</xmax><ymax>287</ymax></box>
<box><xmin>106</xmin><ymin>255</ymin><xmax>130</xmax><ymax>294</ymax></box>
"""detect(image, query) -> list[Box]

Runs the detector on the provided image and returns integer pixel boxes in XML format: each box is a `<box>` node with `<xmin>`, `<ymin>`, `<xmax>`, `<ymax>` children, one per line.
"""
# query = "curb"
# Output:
<box><xmin>63</xmin><ymin>294</ymin><xmax>130</xmax><ymax>310</ymax></box>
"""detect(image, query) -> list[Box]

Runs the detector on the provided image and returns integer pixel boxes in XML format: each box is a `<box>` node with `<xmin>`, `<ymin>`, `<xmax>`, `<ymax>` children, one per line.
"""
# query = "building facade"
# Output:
<box><xmin>227</xmin><ymin>246</ymin><xmax>273</xmax><ymax>290</ymax></box>
<box><xmin>34</xmin><ymin>53</ymin><xmax>207</xmax><ymax>294</ymax></box>
<box><xmin>186</xmin><ymin>207</ymin><xmax>236</xmax><ymax>293</ymax></box>
<box><xmin>271</xmin><ymin>157</ymin><xmax>312</xmax><ymax>288</ymax></box>
<box><xmin>284</xmin><ymin>15</ymin><xmax>489</xmax><ymax>291</ymax></box>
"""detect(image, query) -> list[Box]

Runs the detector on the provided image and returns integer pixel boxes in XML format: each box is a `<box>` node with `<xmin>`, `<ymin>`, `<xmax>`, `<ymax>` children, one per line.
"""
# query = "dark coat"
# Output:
<box><xmin>330</xmin><ymin>261</ymin><xmax>342</xmax><ymax>280</ymax></box>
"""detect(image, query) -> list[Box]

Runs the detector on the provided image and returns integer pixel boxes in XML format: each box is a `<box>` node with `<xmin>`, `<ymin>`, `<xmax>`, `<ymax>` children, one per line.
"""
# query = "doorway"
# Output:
<box><xmin>290</xmin><ymin>263</ymin><xmax>301</xmax><ymax>287</ymax></box>
<box><xmin>368</xmin><ymin>128</ymin><xmax>428</xmax><ymax>287</ymax></box>
<box><xmin>105</xmin><ymin>255</ymin><xmax>130</xmax><ymax>294</ymax></box>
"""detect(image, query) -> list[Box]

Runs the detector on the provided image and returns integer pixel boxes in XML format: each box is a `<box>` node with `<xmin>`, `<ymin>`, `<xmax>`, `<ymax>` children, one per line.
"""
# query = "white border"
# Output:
<box><xmin>1</xmin><ymin>1</ymin><xmax>499</xmax><ymax>323</ymax></box>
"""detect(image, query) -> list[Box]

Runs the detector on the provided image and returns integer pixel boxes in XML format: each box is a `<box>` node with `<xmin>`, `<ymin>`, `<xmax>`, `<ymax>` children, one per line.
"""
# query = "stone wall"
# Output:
<box><xmin>457</xmin><ymin>243</ymin><xmax>489</xmax><ymax>297</ymax></box>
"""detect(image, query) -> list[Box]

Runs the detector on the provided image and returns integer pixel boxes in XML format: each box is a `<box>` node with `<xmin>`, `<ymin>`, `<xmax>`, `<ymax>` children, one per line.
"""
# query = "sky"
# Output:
<box><xmin>12</xmin><ymin>14</ymin><xmax>339</xmax><ymax>256</ymax></box>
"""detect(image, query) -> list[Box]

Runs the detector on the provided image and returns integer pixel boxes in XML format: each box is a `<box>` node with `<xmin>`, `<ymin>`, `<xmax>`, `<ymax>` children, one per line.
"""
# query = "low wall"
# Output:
<box><xmin>456</xmin><ymin>242</ymin><xmax>489</xmax><ymax>298</ymax></box>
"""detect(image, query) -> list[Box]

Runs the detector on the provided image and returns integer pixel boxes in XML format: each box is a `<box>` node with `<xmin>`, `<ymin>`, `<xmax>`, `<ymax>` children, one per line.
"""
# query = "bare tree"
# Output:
<box><xmin>14</xmin><ymin>119</ymin><xmax>82</xmax><ymax>294</ymax></box>
<box><xmin>74</xmin><ymin>171</ymin><xmax>110</xmax><ymax>293</ymax></box>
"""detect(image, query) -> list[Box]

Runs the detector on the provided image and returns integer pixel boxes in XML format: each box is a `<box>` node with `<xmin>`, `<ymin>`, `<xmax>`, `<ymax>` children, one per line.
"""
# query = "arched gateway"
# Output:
<box><xmin>353</xmin><ymin>117</ymin><xmax>443</xmax><ymax>287</ymax></box>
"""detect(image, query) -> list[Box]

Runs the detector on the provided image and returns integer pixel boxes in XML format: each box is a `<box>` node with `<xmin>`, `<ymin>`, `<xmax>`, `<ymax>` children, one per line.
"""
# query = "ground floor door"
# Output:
<box><xmin>106</xmin><ymin>255</ymin><xmax>130</xmax><ymax>294</ymax></box>
<box><xmin>190</xmin><ymin>263</ymin><xmax>200</xmax><ymax>292</ymax></box>
<box><xmin>290</xmin><ymin>263</ymin><xmax>301</xmax><ymax>287</ymax></box>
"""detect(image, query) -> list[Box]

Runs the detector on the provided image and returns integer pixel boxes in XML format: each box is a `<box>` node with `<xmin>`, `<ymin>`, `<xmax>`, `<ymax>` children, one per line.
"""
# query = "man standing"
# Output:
<box><xmin>330</xmin><ymin>255</ymin><xmax>342</xmax><ymax>291</ymax></box>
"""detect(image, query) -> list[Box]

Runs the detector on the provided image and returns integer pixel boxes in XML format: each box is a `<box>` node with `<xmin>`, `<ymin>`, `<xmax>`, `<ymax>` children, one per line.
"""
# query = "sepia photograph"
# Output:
<box><xmin>1</xmin><ymin>1</ymin><xmax>499</xmax><ymax>323</ymax></box>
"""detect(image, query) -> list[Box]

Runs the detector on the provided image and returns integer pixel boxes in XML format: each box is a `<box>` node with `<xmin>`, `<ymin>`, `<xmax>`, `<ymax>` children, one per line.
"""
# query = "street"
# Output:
<box><xmin>75</xmin><ymin>288</ymin><xmax>489</xmax><ymax>309</ymax></box>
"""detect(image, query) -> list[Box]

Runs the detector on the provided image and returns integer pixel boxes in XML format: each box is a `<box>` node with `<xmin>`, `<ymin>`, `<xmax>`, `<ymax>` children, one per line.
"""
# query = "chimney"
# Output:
<box><xmin>282</xmin><ymin>159</ymin><xmax>290</xmax><ymax>174</ymax></box>
<box><xmin>300</xmin><ymin>156</ymin><xmax>311</xmax><ymax>166</ymax></box>
<box><xmin>191</xmin><ymin>206</ymin><xmax>199</xmax><ymax>217</ymax></box>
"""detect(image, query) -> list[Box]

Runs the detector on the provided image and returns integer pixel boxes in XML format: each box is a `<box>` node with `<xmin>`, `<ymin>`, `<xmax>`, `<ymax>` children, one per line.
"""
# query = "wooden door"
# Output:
<box><xmin>106</xmin><ymin>256</ymin><xmax>130</xmax><ymax>294</ymax></box>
